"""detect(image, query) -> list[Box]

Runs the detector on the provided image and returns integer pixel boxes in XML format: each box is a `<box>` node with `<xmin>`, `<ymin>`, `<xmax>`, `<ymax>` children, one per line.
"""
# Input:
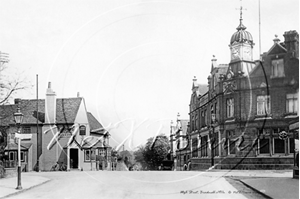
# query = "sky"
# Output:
<box><xmin>0</xmin><ymin>0</ymin><xmax>298</xmax><ymax>150</ymax></box>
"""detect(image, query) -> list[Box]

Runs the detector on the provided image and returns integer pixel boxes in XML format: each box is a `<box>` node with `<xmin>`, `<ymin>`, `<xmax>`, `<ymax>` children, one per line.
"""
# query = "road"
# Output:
<box><xmin>7</xmin><ymin>171</ymin><xmax>252</xmax><ymax>199</ymax></box>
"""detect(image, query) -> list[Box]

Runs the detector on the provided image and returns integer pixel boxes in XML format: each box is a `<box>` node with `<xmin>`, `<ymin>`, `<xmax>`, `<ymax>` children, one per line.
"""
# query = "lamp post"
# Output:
<box><xmin>14</xmin><ymin>107</ymin><xmax>24</xmax><ymax>190</ymax></box>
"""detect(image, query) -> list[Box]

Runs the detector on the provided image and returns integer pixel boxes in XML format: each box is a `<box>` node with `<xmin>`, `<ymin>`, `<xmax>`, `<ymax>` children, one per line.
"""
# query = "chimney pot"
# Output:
<box><xmin>48</xmin><ymin>82</ymin><xmax>51</xmax><ymax>89</ymax></box>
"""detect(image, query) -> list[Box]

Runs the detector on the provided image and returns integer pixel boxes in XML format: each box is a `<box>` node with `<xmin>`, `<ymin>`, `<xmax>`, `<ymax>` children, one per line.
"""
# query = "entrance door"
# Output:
<box><xmin>70</xmin><ymin>149</ymin><xmax>78</xmax><ymax>169</ymax></box>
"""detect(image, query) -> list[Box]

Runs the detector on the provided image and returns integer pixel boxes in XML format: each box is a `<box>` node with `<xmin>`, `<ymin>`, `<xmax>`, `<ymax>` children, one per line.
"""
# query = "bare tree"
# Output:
<box><xmin>0</xmin><ymin>52</ymin><xmax>32</xmax><ymax>105</ymax></box>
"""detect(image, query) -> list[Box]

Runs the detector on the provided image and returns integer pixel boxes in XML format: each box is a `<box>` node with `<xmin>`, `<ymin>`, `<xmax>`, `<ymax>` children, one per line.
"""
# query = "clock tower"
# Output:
<box><xmin>228</xmin><ymin>5</ymin><xmax>255</xmax><ymax>76</ymax></box>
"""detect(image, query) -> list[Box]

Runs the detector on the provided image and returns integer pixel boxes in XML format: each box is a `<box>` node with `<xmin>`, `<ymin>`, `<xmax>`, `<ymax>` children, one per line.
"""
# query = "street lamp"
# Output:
<box><xmin>14</xmin><ymin>107</ymin><xmax>23</xmax><ymax>190</ymax></box>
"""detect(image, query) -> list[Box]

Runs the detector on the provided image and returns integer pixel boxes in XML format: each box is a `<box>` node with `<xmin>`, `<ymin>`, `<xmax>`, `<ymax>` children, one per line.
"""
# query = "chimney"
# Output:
<box><xmin>14</xmin><ymin>98</ymin><xmax>21</xmax><ymax>106</ymax></box>
<box><xmin>45</xmin><ymin>82</ymin><xmax>56</xmax><ymax>124</ymax></box>
<box><xmin>284</xmin><ymin>30</ymin><xmax>299</xmax><ymax>57</ymax></box>
<box><xmin>77</xmin><ymin>92</ymin><xmax>80</xmax><ymax>97</ymax></box>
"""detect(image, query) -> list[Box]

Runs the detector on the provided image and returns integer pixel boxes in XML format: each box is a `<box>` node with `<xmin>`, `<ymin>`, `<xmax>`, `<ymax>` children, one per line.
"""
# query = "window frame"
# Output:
<box><xmin>286</xmin><ymin>93</ymin><xmax>298</xmax><ymax>114</ymax></box>
<box><xmin>273</xmin><ymin>138</ymin><xmax>286</xmax><ymax>154</ymax></box>
<box><xmin>226</xmin><ymin>98</ymin><xmax>234</xmax><ymax>118</ymax></box>
<box><xmin>84</xmin><ymin>149</ymin><xmax>96</xmax><ymax>162</ymax></box>
<box><xmin>258</xmin><ymin>138</ymin><xmax>270</xmax><ymax>155</ymax></box>
<box><xmin>257</xmin><ymin>95</ymin><xmax>271</xmax><ymax>116</ymax></box>
<box><xmin>271</xmin><ymin>58</ymin><xmax>285</xmax><ymax>78</ymax></box>
<box><xmin>9</xmin><ymin>151</ymin><xmax>15</xmax><ymax>161</ymax></box>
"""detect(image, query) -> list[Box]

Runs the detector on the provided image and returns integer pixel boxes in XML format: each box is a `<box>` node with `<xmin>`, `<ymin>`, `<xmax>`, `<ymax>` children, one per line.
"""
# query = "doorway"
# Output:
<box><xmin>70</xmin><ymin>148</ymin><xmax>78</xmax><ymax>169</ymax></box>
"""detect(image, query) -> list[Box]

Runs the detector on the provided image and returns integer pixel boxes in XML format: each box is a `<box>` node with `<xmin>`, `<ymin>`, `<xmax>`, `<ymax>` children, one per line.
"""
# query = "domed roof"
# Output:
<box><xmin>230</xmin><ymin>17</ymin><xmax>254</xmax><ymax>45</ymax></box>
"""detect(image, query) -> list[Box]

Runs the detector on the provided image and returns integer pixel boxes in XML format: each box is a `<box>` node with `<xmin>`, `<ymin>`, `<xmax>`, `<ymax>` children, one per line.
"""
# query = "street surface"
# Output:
<box><xmin>5</xmin><ymin>171</ymin><xmax>256</xmax><ymax>199</ymax></box>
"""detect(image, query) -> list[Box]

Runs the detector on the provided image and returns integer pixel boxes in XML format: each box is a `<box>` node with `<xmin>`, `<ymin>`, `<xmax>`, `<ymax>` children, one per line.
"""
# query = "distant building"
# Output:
<box><xmin>176</xmin><ymin>11</ymin><xmax>299</xmax><ymax>170</ymax></box>
<box><xmin>0</xmin><ymin>82</ymin><xmax>111</xmax><ymax>171</ymax></box>
<box><xmin>172</xmin><ymin>115</ymin><xmax>190</xmax><ymax>171</ymax></box>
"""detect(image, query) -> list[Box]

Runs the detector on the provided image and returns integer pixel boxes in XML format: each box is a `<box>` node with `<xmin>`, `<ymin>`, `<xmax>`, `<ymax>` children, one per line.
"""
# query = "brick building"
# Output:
<box><xmin>184</xmin><ymin>14</ymin><xmax>299</xmax><ymax>170</ymax></box>
<box><xmin>171</xmin><ymin>115</ymin><xmax>190</xmax><ymax>171</ymax></box>
<box><xmin>0</xmin><ymin>82</ymin><xmax>111</xmax><ymax>171</ymax></box>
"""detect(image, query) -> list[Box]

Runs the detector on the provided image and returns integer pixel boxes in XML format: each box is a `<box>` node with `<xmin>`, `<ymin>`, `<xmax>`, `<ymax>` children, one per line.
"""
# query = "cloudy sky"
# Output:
<box><xmin>0</xmin><ymin>0</ymin><xmax>298</xmax><ymax>150</ymax></box>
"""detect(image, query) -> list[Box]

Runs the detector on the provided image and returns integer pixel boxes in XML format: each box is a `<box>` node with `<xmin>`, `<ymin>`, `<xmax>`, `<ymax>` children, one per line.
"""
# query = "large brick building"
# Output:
<box><xmin>174</xmin><ymin>12</ymin><xmax>299</xmax><ymax>170</ymax></box>
<box><xmin>0</xmin><ymin>82</ymin><xmax>112</xmax><ymax>171</ymax></box>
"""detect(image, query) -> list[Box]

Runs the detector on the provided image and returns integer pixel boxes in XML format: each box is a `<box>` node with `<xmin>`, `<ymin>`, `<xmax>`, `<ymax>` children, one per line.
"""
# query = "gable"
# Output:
<box><xmin>74</xmin><ymin>98</ymin><xmax>89</xmax><ymax>126</ymax></box>
<box><xmin>87</xmin><ymin>112</ymin><xmax>103</xmax><ymax>131</ymax></box>
<box><xmin>267</xmin><ymin>43</ymin><xmax>287</xmax><ymax>56</ymax></box>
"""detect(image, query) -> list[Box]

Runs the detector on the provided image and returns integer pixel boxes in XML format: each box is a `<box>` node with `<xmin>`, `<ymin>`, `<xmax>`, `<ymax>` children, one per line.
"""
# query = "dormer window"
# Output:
<box><xmin>271</xmin><ymin>59</ymin><xmax>285</xmax><ymax>78</ymax></box>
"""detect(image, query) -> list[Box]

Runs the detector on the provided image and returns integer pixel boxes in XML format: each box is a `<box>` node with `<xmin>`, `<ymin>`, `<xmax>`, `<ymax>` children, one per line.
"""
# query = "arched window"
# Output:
<box><xmin>79</xmin><ymin>125</ymin><xmax>86</xmax><ymax>135</ymax></box>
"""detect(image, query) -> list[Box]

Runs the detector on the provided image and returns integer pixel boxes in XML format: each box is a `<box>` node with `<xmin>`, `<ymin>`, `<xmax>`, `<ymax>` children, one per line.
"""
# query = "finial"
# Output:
<box><xmin>236</xmin><ymin>0</ymin><xmax>247</xmax><ymax>30</ymax></box>
<box><xmin>193</xmin><ymin>76</ymin><xmax>197</xmax><ymax>81</ymax></box>
<box><xmin>177</xmin><ymin>113</ymin><xmax>180</xmax><ymax>121</ymax></box>
<box><xmin>273</xmin><ymin>34</ymin><xmax>280</xmax><ymax>44</ymax></box>
<box><xmin>211</xmin><ymin>55</ymin><xmax>217</xmax><ymax>61</ymax></box>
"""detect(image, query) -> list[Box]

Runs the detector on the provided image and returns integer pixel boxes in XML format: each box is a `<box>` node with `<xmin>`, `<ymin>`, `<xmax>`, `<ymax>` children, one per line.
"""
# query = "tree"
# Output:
<box><xmin>143</xmin><ymin>134</ymin><xmax>170</xmax><ymax>170</ymax></box>
<box><xmin>133</xmin><ymin>145</ymin><xmax>147</xmax><ymax>170</ymax></box>
<box><xmin>0</xmin><ymin>54</ymin><xmax>32</xmax><ymax>161</ymax></box>
<box><xmin>0</xmin><ymin>59</ymin><xmax>30</xmax><ymax>105</ymax></box>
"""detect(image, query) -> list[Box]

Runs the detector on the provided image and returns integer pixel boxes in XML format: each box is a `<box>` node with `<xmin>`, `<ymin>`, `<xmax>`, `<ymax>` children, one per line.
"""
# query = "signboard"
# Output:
<box><xmin>15</xmin><ymin>133</ymin><xmax>32</xmax><ymax>140</ymax></box>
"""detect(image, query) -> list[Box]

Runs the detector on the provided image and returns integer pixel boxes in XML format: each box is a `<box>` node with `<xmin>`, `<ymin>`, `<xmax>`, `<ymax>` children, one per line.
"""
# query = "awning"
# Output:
<box><xmin>289</xmin><ymin>121</ymin><xmax>299</xmax><ymax>131</ymax></box>
<box><xmin>5</xmin><ymin>142</ymin><xmax>32</xmax><ymax>151</ymax></box>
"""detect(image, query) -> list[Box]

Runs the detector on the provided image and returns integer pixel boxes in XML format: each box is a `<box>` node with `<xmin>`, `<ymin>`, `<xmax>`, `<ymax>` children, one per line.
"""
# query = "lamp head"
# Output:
<box><xmin>14</xmin><ymin>107</ymin><xmax>24</xmax><ymax>125</ymax></box>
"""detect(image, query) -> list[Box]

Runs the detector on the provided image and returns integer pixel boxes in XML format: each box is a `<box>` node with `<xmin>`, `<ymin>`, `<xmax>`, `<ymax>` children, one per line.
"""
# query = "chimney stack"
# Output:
<box><xmin>284</xmin><ymin>30</ymin><xmax>299</xmax><ymax>57</ymax></box>
<box><xmin>45</xmin><ymin>82</ymin><xmax>56</xmax><ymax>124</ymax></box>
<box><xmin>14</xmin><ymin>98</ymin><xmax>21</xmax><ymax>106</ymax></box>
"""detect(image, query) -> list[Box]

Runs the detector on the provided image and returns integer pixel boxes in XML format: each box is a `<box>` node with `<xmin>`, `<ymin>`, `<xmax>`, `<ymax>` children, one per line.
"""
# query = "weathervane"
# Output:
<box><xmin>236</xmin><ymin>0</ymin><xmax>247</xmax><ymax>30</ymax></box>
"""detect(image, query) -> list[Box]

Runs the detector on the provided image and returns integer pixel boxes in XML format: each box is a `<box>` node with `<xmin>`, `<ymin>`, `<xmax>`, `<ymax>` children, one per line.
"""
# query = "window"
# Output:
<box><xmin>257</xmin><ymin>95</ymin><xmax>270</xmax><ymax>115</ymax></box>
<box><xmin>79</xmin><ymin>125</ymin><xmax>86</xmax><ymax>136</ymax></box>
<box><xmin>226</xmin><ymin>98</ymin><xmax>234</xmax><ymax>118</ymax></box>
<box><xmin>84</xmin><ymin>149</ymin><xmax>96</xmax><ymax>161</ymax></box>
<box><xmin>228</xmin><ymin>140</ymin><xmax>236</xmax><ymax>155</ymax></box>
<box><xmin>289</xmin><ymin>138</ymin><xmax>295</xmax><ymax>154</ymax></box>
<box><xmin>201</xmin><ymin>111</ymin><xmax>205</xmax><ymax>127</ymax></box>
<box><xmin>286</xmin><ymin>93</ymin><xmax>298</xmax><ymax>114</ymax></box>
<box><xmin>192</xmin><ymin>138</ymin><xmax>198</xmax><ymax>158</ymax></box>
<box><xmin>99</xmin><ymin>149</ymin><xmax>105</xmax><ymax>156</ymax></box>
<box><xmin>213</xmin><ymin>132</ymin><xmax>219</xmax><ymax>157</ymax></box>
<box><xmin>20</xmin><ymin>151</ymin><xmax>25</xmax><ymax>162</ymax></box>
<box><xmin>274</xmin><ymin>138</ymin><xmax>285</xmax><ymax>154</ymax></box>
<box><xmin>271</xmin><ymin>59</ymin><xmax>284</xmax><ymax>77</ymax></box>
<box><xmin>201</xmin><ymin>136</ymin><xmax>208</xmax><ymax>157</ymax></box>
<box><xmin>195</xmin><ymin>114</ymin><xmax>198</xmax><ymax>130</ymax></box>
<box><xmin>204</xmin><ymin>110</ymin><xmax>207</xmax><ymax>125</ymax></box>
<box><xmin>22</xmin><ymin>126</ymin><xmax>31</xmax><ymax>134</ymax></box>
<box><xmin>258</xmin><ymin>138</ymin><xmax>270</xmax><ymax>154</ymax></box>
<box><xmin>9</xmin><ymin>151</ymin><xmax>15</xmax><ymax>161</ymax></box>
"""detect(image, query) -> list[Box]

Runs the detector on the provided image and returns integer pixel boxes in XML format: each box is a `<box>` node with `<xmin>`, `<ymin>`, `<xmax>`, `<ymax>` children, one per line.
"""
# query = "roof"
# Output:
<box><xmin>230</xmin><ymin>18</ymin><xmax>253</xmax><ymax>45</ymax></box>
<box><xmin>5</xmin><ymin>142</ymin><xmax>32</xmax><ymax>151</ymax></box>
<box><xmin>87</xmin><ymin>112</ymin><xmax>103</xmax><ymax>131</ymax></box>
<box><xmin>0</xmin><ymin>98</ymin><xmax>82</xmax><ymax>125</ymax></box>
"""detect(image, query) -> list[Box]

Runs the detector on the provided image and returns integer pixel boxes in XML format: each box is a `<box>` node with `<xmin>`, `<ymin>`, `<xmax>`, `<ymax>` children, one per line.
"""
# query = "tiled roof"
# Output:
<box><xmin>5</xmin><ymin>142</ymin><xmax>32</xmax><ymax>150</ymax></box>
<box><xmin>87</xmin><ymin>112</ymin><xmax>103</xmax><ymax>131</ymax></box>
<box><xmin>0</xmin><ymin>98</ymin><xmax>82</xmax><ymax>125</ymax></box>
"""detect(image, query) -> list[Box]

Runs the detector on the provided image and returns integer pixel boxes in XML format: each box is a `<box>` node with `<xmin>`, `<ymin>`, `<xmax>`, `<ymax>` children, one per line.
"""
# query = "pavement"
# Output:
<box><xmin>0</xmin><ymin>173</ymin><xmax>50</xmax><ymax>199</ymax></box>
<box><xmin>0</xmin><ymin>170</ymin><xmax>298</xmax><ymax>199</ymax></box>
